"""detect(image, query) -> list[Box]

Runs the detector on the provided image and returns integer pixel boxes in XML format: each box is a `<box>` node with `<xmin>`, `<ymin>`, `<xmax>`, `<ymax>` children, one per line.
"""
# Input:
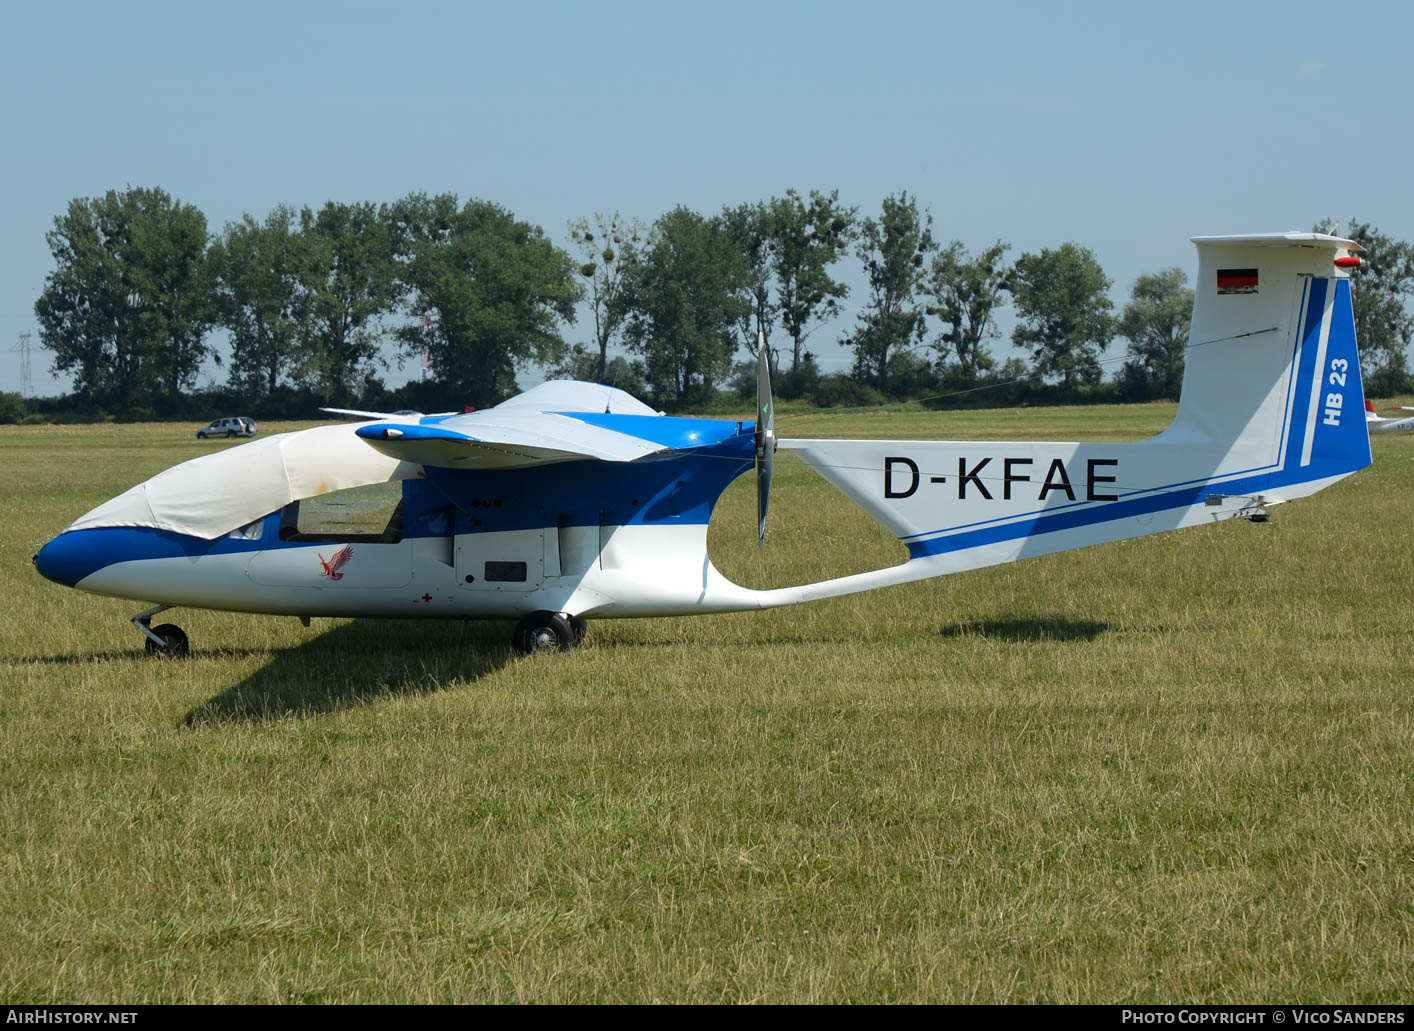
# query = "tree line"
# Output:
<box><xmin>11</xmin><ymin>185</ymin><xmax>1413</xmax><ymax>423</ymax></box>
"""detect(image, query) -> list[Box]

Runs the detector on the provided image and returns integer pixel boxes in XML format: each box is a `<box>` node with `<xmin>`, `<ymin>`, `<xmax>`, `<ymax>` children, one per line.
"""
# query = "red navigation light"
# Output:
<box><xmin>1334</xmin><ymin>255</ymin><xmax>1362</xmax><ymax>269</ymax></box>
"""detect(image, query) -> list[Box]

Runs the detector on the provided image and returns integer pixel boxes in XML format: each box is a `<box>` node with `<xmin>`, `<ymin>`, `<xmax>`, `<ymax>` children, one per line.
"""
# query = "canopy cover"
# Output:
<box><xmin>67</xmin><ymin>424</ymin><xmax>420</xmax><ymax>540</ymax></box>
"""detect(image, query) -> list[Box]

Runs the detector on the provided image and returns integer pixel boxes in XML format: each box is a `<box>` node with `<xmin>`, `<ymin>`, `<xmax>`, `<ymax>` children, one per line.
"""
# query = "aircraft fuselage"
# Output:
<box><xmin>34</xmin><ymin>422</ymin><xmax>757</xmax><ymax>621</ymax></box>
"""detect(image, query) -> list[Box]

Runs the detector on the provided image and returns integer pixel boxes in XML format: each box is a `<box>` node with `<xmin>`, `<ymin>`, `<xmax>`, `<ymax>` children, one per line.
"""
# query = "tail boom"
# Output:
<box><xmin>706</xmin><ymin>232</ymin><xmax>1371</xmax><ymax>610</ymax></box>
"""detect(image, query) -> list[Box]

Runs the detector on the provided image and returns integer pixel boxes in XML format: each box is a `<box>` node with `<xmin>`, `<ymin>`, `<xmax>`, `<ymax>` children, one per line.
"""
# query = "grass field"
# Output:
<box><xmin>1</xmin><ymin>404</ymin><xmax>1411</xmax><ymax>1003</ymax></box>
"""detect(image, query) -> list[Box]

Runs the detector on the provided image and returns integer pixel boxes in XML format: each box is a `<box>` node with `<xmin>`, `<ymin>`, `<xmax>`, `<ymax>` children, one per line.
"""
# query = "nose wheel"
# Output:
<box><xmin>133</xmin><ymin>605</ymin><xmax>190</xmax><ymax>658</ymax></box>
<box><xmin>145</xmin><ymin>624</ymin><xmax>189</xmax><ymax>657</ymax></box>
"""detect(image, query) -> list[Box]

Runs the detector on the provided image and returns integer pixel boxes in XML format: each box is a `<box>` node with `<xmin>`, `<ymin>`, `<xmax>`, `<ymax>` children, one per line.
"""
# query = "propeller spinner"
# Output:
<box><xmin>755</xmin><ymin>337</ymin><xmax>775</xmax><ymax>547</ymax></box>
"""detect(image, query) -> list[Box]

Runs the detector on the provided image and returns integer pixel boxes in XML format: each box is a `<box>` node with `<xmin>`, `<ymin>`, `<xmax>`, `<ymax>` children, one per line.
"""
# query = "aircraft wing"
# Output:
<box><xmin>319</xmin><ymin>407</ymin><xmax>457</xmax><ymax>420</ymax></box>
<box><xmin>355</xmin><ymin>412</ymin><xmax>672</xmax><ymax>468</ymax></box>
<box><xmin>352</xmin><ymin>380</ymin><xmax>744</xmax><ymax>469</ymax></box>
<box><xmin>320</xmin><ymin>407</ymin><xmax>411</xmax><ymax>421</ymax></box>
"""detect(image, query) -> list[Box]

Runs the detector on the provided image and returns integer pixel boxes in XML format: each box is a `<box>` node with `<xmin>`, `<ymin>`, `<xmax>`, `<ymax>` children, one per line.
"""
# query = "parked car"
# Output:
<box><xmin>197</xmin><ymin>417</ymin><xmax>258</xmax><ymax>439</ymax></box>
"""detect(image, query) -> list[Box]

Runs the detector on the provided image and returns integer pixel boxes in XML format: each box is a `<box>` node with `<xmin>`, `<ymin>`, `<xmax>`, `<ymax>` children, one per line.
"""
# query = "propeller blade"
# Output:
<box><xmin>755</xmin><ymin>336</ymin><xmax>775</xmax><ymax>547</ymax></box>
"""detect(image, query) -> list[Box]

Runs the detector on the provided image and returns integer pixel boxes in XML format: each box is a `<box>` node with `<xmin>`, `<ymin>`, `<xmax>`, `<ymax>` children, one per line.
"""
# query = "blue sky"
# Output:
<box><xmin>3</xmin><ymin>0</ymin><xmax>1411</xmax><ymax>396</ymax></box>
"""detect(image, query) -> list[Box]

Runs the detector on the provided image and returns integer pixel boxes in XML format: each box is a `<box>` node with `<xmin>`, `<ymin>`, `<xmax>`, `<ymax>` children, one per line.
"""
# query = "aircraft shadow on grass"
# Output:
<box><xmin>184</xmin><ymin>614</ymin><xmax>1107</xmax><ymax>727</ymax></box>
<box><xmin>181</xmin><ymin>618</ymin><xmax>514</xmax><ymax>726</ymax></box>
<box><xmin>937</xmin><ymin>617</ymin><xmax>1109</xmax><ymax>643</ymax></box>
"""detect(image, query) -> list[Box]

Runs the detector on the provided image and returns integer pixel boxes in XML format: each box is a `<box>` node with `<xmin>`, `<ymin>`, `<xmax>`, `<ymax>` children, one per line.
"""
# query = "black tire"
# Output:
<box><xmin>144</xmin><ymin>623</ymin><xmax>190</xmax><ymax>657</ymax></box>
<box><xmin>570</xmin><ymin>617</ymin><xmax>588</xmax><ymax>645</ymax></box>
<box><xmin>512</xmin><ymin>611</ymin><xmax>573</xmax><ymax>655</ymax></box>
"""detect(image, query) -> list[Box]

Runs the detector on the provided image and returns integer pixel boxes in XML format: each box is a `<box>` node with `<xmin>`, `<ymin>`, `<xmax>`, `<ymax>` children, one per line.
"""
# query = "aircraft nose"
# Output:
<box><xmin>33</xmin><ymin>531</ymin><xmax>107</xmax><ymax>588</ymax></box>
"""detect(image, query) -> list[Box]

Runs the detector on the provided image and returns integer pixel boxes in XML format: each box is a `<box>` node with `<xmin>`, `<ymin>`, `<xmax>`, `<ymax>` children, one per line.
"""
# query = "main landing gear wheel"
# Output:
<box><xmin>512</xmin><ymin>611</ymin><xmax>574</xmax><ymax>655</ymax></box>
<box><xmin>144</xmin><ymin>623</ymin><xmax>190</xmax><ymax>657</ymax></box>
<box><xmin>570</xmin><ymin>617</ymin><xmax>588</xmax><ymax>645</ymax></box>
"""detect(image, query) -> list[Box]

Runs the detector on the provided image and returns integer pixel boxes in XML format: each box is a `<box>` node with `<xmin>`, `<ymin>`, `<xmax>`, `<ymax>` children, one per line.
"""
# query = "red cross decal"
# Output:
<box><xmin>421</xmin><ymin>593</ymin><xmax>432</xmax><ymax>603</ymax></box>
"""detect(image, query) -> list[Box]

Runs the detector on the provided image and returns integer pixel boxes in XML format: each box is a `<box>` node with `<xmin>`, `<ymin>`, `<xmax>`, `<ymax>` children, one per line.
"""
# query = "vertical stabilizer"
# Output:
<box><xmin>1163</xmin><ymin>232</ymin><xmax>1370</xmax><ymax>484</ymax></box>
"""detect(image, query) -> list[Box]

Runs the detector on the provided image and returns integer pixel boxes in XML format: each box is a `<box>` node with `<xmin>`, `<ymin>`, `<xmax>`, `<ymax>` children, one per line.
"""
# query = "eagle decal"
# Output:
<box><xmin>317</xmin><ymin>545</ymin><xmax>354</xmax><ymax>581</ymax></box>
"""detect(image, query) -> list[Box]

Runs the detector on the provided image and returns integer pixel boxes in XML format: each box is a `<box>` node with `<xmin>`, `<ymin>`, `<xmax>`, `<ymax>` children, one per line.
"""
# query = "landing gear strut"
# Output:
<box><xmin>133</xmin><ymin>605</ymin><xmax>189</xmax><ymax>657</ymax></box>
<box><xmin>512</xmin><ymin>611</ymin><xmax>585</xmax><ymax>655</ymax></box>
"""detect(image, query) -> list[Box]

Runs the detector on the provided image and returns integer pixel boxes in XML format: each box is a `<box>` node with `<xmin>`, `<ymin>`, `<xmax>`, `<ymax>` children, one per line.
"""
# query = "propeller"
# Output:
<box><xmin>755</xmin><ymin>335</ymin><xmax>775</xmax><ymax>547</ymax></box>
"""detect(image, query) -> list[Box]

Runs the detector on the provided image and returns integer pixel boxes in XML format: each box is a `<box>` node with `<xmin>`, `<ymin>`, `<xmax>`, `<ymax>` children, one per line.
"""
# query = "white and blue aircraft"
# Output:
<box><xmin>34</xmin><ymin>231</ymin><xmax>1373</xmax><ymax>655</ymax></box>
<box><xmin>1364</xmin><ymin>399</ymin><xmax>1414</xmax><ymax>434</ymax></box>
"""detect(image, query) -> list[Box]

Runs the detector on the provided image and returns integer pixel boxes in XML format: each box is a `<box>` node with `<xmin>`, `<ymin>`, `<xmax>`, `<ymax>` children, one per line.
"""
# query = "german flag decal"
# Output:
<box><xmin>1217</xmin><ymin>268</ymin><xmax>1259</xmax><ymax>294</ymax></box>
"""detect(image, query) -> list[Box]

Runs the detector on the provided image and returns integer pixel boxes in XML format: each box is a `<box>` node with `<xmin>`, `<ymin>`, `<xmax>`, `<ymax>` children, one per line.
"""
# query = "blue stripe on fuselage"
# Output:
<box><xmin>903</xmin><ymin>455</ymin><xmax>1352</xmax><ymax>561</ymax></box>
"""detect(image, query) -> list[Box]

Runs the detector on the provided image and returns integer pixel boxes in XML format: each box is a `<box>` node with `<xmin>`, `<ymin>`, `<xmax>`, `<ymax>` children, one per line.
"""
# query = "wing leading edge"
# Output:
<box><xmin>355</xmin><ymin>414</ymin><xmax>661</xmax><ymax>468</ymax></box>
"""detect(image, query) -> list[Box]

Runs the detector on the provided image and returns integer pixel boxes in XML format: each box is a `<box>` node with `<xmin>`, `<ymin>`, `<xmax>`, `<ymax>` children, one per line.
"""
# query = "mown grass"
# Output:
<box><xmin>0</xmin><ymin>405</ymin><xmax>1411</xmax><ymax>1003</ymax></box>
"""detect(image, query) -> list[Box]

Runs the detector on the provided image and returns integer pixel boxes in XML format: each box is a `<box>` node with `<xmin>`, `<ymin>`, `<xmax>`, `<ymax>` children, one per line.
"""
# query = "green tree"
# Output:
<box><xmin>295</xmin><ymin>201</ymin><xmax>399</xmax><ymax>404</ymax></box>
<box><xmin>211</xmin><ymin>205</ymin><xmax>305</xmax><ymax>397</ymax></box>
<box><xmin>720</xmin><ymin>191</ymin><xmax>855</xmax><ymax>373</ymax></box>
<box><xmin>1011</xmin><ymin>243</ymin><xmax>1113</xmax><ymax>389</ymax></box>
<box><xmin>1319</xmin><ymin>219</ymin><xmax>1414</xmax><ymax>394</ymax></box>
<box><xmin>36</xmin><ymin>195</ymin><xmax>136</xmax><ymax>406</ymax></box>
<box><xmin>721</xmin><ymin>201</ymin><xmax>776</xmax><ymax>360</ymax></box>
<box><xmin>926</xmin><ymin>240</ymin><xmax>1011</xmax><ymax>387</ymax></box>
<box><xmin>846</xmin><ymin>192</ymin><xmax>935</xmax><ymax>394</ymax></box>
<box><xmin>1116</xmin><ymin>267</ymin><xmax>1192</xmax><ymax>400</ymax></box>
<box><xmin>768</xmin><ymin>189</ymin><xmax>855</xmax><ymax>372</ymax></box>
<box><xmin>620</xmin><ymin>207</ymin><xmax>750</xmax><ymax>409</ymax></box>
<box><xmin>0</xmin><ymin>392</ymin><xmax>28</xmax><ymax>424</ymax></box>
<box><xmin>129</xmin><ymin>196</ymin><xmax>216</xmax><ymax>403</ymax></box>
<box><xmin>392</xmin><ymin>194</ymin><xmax>580</xmax><ymax>407</ymax></box>
<box><xmin>567</xmin><ymin>212</ymin><xmax>641</xmax><ymax>382</ymax></box>
<box><xmin>35</xmin><ymin>187</ymin><xmax>215</xmax><ymax>411</ymax></box>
